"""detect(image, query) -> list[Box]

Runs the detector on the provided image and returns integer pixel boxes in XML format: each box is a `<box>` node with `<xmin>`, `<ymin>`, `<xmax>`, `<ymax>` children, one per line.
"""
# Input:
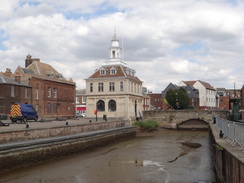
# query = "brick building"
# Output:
<box><xmin>14</xmin><ymin>55</ymin><xmax>76</xmax><ymax>119</ymax></box>
<box><xmin>0</xmin><ymin>69</ymin><xmax>32</xmax><ymax>118</ymax></box>
<box><xmin>148</xmin><ymin>93</ymin><xmax>163</xmax><ymax>110</ymax></box>
<box><xmin>217</xmin><ymin>88</ymin><xmax>241</xmax><ymax>110</ymax></box>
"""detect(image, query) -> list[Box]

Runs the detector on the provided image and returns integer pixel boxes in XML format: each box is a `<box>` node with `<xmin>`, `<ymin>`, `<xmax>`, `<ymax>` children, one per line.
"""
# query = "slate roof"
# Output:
<box><xmin>0</xmin><ymin>75</ymin><xmax>29</xmax><ymax>86</ymax></box>
<box><xmin>22</xmin><ymin>68</ymin><xmax>34</xmax><ymax>74</ymax></box>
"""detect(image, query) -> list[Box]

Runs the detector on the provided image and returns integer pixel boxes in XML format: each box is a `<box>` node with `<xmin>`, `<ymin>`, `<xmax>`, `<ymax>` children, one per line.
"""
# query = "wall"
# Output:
<box><xmin>0</xmin><ymin>127</ymin><xmax>136</xmax><ymax>172</ymax></box>
<box><xmin>209</xmin><ymin>123</ymin><xmax>244</xmax><ymax>183</ymax></box>
<box><xmin>143</xmin><ymin>110</ymin><xmax>230</xmax><ymax>128</ymax></box>
<box><xmin>0</xmin><ymin>121</ymin><xmax>131</xmax><ymax>144</ymax></box>
<box><xmin>31</xmin><ymin>77</ymin><xmax>75</xmax><ymax>119</ymax></box>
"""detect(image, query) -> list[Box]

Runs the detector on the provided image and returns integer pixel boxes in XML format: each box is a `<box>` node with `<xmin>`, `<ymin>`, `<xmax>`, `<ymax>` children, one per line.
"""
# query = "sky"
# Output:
<box><xmin>0</xmin><ymin>0</ymin><xmax>244</xmax><ymax>92</ymax></box>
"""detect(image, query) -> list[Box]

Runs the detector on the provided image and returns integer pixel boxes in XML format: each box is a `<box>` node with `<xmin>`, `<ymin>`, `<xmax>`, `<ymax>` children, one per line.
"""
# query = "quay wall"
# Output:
<box><xmin>0</xmin><ymin>121</ymin><xmax>131</xmax><ymax>144</ymax></box>
<box><xmin>0</xmin><ymin>127</ymin><xmax>136</xmax><ymax>173</ymax></box>
<box><xmin>209</xmin><ymin>123</ymin><xmax>244</xmax><ymax>183</ymax></box>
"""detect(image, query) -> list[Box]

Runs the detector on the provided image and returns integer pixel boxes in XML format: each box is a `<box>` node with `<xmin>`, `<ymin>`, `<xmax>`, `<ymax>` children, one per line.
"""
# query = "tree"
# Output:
<box><xmin>165</xmin><ymin>88</ymin><xmax>190</xmax><ymax>109</ymax></box>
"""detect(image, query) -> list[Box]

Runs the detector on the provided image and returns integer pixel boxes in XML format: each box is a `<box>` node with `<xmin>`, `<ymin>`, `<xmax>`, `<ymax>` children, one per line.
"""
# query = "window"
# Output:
<box><xmin>100</xmin><ymin>68</ymin><xmax>106</xmax><ymax>75</ymax></box>
<box><xmin>25</xmin><ymin>88</ymin><xmax>28</xmax><ymax>98</ymax></box>
<box><xmin>48</xmin><ymin>87</ymin><xmax>51</xmax><ymax>97</ymax></box>
<box><xmin>47</xmin><ymin>103</ymin><xmax>51</xmax><ymax>113</ymax></box>
<box><xmin>11</xmin><ymin>85</ymin><xmax>15</xmax><ymax>97</ymax></box>
<box><xmin>120</xmin><ymin>81</ymin><xmax>123</xmax><ymax>91</ymax></box>
<box><xmin>90</xmin><ymin>83</ymin><xmax>93</xmax><ymax>92</ymax></box>
<box><xmin>36</xmin><ymin>88</ymin><xmax>39</xmax><ymax>99</ymax></box>
<box><xmin>35</xmin><ymin>104</ymin><xmax>39</xmax><ymax>112</ymax></box>
<box><xmin>54</xmin><ymin>88</ymin><xmax>57</xmax><ymax>98</ymax></box>
<box><xmin>97</xmin><ymin>100</ymin><xmax>105</xmax><ymax>111</ymax></box>
<box><xmin>82</xmin><ymin>96</ymin><xmax>86</xmax><ymax>104</ymax></box>
<box><xmin>110</xmin><ymin>67</ymin><xmax>117</xmax><ymax>75</ymax></box>
<box><xmin>53</xmin><ymin>103</ymin><xmax>57</xmax><ymax>114</ymax></box>
<box><xmin>108</xmin><ymin>100</ymin><xmax>116</xmax><ymax>111</ymax></box>
<box><xmin>98</xmin><ymin>82</ymin><xmax>104</xmax><ymax>92</ymax></box>
<box><xmin>76</xmin><ymin>97</ymin><xmax>79</xmax><ymax>103</ymax></box>
<box><xmin>109</xmin><ymin>82</ymin><xmax>115</xmax><ymax>92</ymax></box>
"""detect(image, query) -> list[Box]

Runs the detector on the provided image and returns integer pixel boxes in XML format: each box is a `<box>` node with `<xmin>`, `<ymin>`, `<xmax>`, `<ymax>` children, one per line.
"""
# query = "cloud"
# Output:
<box><xmin>0</xmin><ymin>0</ymin><xmax>244</xmax><ymax>92</ymax></box>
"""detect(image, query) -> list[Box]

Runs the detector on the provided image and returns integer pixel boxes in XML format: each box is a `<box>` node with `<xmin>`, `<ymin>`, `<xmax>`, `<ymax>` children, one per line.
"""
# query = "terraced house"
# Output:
<box><xmin>86</xmin><ymin>32</ymin><xmax>143</xmax><ymax>120</ymax></box>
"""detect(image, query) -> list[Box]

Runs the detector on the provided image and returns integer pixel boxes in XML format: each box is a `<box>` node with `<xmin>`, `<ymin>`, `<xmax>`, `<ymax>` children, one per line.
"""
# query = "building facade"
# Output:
<box><xmin>161</xmin><ymin>82</ymin><xmax>199</xmax><ymax>110</ymax></box>
<box><xmin>179</xmin><ymin>80</ymin><xmax>218</xmax><ymax>109</ymax></box>
<box><xmin>75</xmin><ymin>89</ymin><xmax>86</xmax><ymax>117</ymax></box>
<box><xmin>148</xmin><ymin>93</ymin><xmax>163</xmax><ymax>110</ymax></box>
<box><xmin>0</xmin><ymin>69</ymin><xmax>32</xmax><ymax>117</ymax></box>
<box><xmin>14</xmin><ymin>55</ymin><xmax>76</xmax><ymax>119</ymax></box>
<box><xmin>85</xmin><ymin>32</ymin><xmax>143</xmax><ymax>120</ymax></box>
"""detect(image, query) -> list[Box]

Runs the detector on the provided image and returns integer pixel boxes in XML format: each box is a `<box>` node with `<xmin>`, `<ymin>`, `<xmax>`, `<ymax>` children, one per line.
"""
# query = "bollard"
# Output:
<box><xmin>219</xmin><ymin>130</ymin><xmax>224</xmax><ymax>138</ymax></box>
<box><xmin>66</xmin><ymin>122</ymin><xmax>68</xmax><ymax>126</ymax></box>
<box><xmin>26</xmin><ymin>124</ymin><xmax>29</xmax><ymax>128</ymax></box>
<box><xmin>89</xmin><ymin>120</ymin><xmax>92</xmax><ymax>123</ymax></box>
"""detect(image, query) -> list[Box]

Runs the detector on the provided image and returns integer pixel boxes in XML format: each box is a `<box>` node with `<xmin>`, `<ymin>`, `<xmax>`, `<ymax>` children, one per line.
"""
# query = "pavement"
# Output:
<box><xmin>0</xmin><ymin>117</ymin><xmax>111</xmax><ymax>133</ymax></box>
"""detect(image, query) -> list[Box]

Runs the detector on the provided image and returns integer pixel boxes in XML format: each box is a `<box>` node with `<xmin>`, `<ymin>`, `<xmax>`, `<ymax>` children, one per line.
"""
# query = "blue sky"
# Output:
<box><xmin>0</xmin><ymin>0</ymin><xmax>244</xmax><ymax>92</ymax></box>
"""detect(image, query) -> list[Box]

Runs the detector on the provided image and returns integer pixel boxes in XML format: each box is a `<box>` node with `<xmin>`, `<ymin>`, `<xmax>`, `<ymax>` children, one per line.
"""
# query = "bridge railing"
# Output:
<box><xmin>215</xmin><ymin>117</ymin><xmax>244</xmax><ymax>150</ymax></box>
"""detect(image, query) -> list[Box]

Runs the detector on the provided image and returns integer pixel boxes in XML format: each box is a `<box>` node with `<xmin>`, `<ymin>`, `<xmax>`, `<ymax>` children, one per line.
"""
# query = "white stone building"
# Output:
<box><xmin>178</xmin><ymin>80</ymin><xmax>219</xmax><ymax>109</ymax></box>
<box><xmin>85</xmin><ymin>32</ymin><xmax>143</xmax><ymax>120</ymax></box>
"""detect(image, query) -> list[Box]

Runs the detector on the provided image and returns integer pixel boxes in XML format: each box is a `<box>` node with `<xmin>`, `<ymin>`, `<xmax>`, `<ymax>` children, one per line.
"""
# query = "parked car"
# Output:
<box><xmin>10</xmin><ymin>104</ymin><xmax>38</xmax><ymax>122</ymax></box>
<box><xmin>75</xmin><ymin>112</ymin><xmax>86</xmax><ymax>118</ymax></box>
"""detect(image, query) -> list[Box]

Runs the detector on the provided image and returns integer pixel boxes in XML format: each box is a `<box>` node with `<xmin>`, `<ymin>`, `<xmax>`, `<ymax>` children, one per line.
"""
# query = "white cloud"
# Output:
<box><xmin>0</xmin><ymin>0</ymin><xmax>244</xmax><ymax>92</ymax></box>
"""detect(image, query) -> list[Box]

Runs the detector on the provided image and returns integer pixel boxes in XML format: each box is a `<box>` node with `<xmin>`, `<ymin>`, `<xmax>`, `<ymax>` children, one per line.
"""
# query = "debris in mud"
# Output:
<box><xmin>182</xmin><ymin>142</ymin><xmax>202</xmax><ymax>148</ymax></box>
<box><xmin>167</xmin><ymin>142</ymin><xmax>202</xmax><ymax>163</ymax></box>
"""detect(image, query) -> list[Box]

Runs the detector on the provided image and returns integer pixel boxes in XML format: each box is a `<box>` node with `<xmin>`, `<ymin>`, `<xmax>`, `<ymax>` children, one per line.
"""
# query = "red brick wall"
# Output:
<box><xmin>0</xmin><ymin>84</ymin><xmax>32</xmax><ymax>115</ymax></box>
<box><xmin>31</xmin><ymin>77</ymin><xmax>75</xmax><ymax>119</ymax></box>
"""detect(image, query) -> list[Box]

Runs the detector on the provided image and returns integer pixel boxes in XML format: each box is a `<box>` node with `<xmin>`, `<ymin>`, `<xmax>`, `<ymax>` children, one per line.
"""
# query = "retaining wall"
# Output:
<box><xmin>209</xmin><ymin>123</ymin><xmax>244</xmax><ymax>183</ymax></box>
<box><xmin>0</xmin><ymin>127</ymin><xmax>136</xmax><ymax>173</ymax></box>
<box><xmin>0</xmin><ymin>121</ymin><xmax>131</xmax><ymax>144</ymax></box>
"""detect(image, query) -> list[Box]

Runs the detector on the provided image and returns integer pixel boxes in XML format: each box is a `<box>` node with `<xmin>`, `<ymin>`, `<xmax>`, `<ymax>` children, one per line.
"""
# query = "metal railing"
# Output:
<box><xmin>215</xmin><ymin>117</ymin><xmax>244</xmax><ymax>150</ymax></box>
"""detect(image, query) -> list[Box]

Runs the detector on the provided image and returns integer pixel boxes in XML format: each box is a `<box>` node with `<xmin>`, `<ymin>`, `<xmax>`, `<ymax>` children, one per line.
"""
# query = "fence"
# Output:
<box><xmin>215</xmin><ymin>117</ymin><xmax>244</xmax><ymax>151</ymax></box>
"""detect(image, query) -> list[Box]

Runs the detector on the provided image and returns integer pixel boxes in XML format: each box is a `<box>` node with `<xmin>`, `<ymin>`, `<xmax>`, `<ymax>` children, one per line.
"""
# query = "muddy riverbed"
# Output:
<box><xmin>0</xmin><ymin>128</ymin><xmax>215</xmax><ymax>183</ymax></box>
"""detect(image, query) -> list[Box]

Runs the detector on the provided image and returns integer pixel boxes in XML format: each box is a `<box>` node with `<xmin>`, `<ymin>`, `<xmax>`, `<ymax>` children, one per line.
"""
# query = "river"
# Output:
<box><xmin>0</xmin><ymin>128</ymin><xmax>215</xmax><ymax>183</ymax></box>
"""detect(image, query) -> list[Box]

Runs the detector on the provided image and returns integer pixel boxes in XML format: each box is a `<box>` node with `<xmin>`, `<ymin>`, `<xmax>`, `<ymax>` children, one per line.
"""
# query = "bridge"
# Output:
<box><xmin>143</xmin><ymin>110</ymin><xmax>230</xmax><ymax>129</ymax></box>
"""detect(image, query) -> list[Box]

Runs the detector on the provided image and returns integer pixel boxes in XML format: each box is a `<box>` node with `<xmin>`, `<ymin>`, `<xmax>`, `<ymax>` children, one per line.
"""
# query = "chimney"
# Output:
<box><xmin>69</xmin><ymin>78</ymin><xmax>73</xmax><ymax>82</ymax></box>
<box><xmin>15</xmin><ymin>75</ymin><xmax>21</xmax><ymax>83</ymax></box>
<box><xmin>25</xmin><ymin>54</ymin><xmax>33</xmax><ymax>68</ymax></box>
<box><xmin>4</xmin><ymin>68</ymin><xmax>12</xmax><ymax>77</ymax></box>
<box><xmin>25</xmin><ymin>54</ymin><xmax>40</xmax><ymax>68</ymax></box>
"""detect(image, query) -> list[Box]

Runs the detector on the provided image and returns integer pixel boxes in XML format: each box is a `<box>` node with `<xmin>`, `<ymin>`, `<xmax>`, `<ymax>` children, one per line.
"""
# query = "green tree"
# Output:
<box><xmin>165</xmin><ymin>88</ymin><xmax>189</xmax><ymax>109</ymax></box>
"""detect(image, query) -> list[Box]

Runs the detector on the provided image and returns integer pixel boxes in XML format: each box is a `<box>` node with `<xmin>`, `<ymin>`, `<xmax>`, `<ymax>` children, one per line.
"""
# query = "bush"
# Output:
<box><xmin>134</xmin><ymin>120</ymin><xmax>159</xmax><ymax>132</ymax></box>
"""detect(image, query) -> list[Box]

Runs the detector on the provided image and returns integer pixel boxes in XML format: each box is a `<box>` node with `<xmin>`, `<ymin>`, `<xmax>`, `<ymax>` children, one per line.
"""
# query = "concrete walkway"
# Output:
<box><xmin>0</xmin><ymin>118</ymin><xmax>113</xmax><ymax>133</ymax></box>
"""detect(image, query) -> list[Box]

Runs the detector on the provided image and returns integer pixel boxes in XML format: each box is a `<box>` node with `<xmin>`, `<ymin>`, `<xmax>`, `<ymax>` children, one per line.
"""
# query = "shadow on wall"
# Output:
<box><xmin>177</xmin><ymin>119</ymin><xmax>209</xmax><ymax>130</ymax></box>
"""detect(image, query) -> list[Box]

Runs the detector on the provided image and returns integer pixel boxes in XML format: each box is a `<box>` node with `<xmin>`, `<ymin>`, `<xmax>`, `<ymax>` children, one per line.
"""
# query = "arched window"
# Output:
<box><xmin>97</xmin><ymin>100</ymin><xmax>105</xmax><ymax>111</ymax></box>
<box><xmin>108</xmin><ymin>100</ymin><xmax>116</xmax><ymax>111</ymax></box>
<box><xmin>110</xmin><ymin>67</ymin><xmax>117</xmax><ymax>75</ymax></box>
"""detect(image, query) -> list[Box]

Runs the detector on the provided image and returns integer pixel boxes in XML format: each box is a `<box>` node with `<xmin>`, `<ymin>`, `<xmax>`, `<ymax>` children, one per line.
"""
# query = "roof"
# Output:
<box><xmin>182</xmin><ymin>80</ymin><xmax>215</xmax><ymax>90</ymax></box>
<box><xmin>0</xmin><ymin>75</ymin><xmax>29</xmax><ymax>86</ymax></box>
<box><xmin>87</xmin><ymin>64</ymin><xmax>142</xmax><ymax>82</ymax></box>
<box><xmin>26</xmin><ymin>61</ymin><xmax>67</xmax><ymax>81</ymax></box>
<box><xmin>22</xmin><ymin>68</ymin><xmax>34</xmax><ymax>74</ymax></box>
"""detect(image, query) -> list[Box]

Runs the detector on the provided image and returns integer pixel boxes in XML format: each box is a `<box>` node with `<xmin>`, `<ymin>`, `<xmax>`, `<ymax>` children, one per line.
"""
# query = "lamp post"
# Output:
<box><xmin>175</xmin><ymin>92</ymin><xmax>179</xmax><ymax>109</ymax></box>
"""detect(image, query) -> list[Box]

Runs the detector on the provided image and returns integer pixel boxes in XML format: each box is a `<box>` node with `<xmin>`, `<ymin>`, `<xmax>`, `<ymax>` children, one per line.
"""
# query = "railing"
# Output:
<box><xmin>215</xmin><ymin>117</ymin><xmax>244</xmax><ymax>151</ymax></box>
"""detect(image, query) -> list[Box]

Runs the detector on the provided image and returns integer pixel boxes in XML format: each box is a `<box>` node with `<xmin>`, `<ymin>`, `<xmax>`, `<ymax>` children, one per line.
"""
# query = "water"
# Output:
<box><xmin>0</xmin><ymin>129</ymin><xmax>215</xmax><ymax>183</ymax></box>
